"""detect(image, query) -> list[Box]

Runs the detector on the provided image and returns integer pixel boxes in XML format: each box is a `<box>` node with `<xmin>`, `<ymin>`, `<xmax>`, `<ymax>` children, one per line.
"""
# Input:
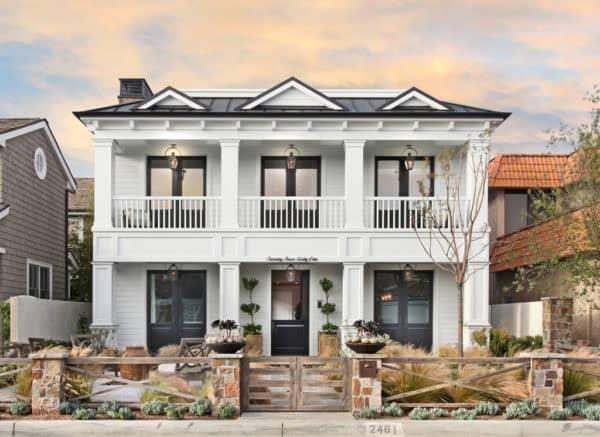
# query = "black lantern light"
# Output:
<box><xmin>285</xmin><ymin>144</ymin><xmax>300</xmax><ymax>170</ymax></box>
<box><xmin>404</xmin><ymin>145</ymin><xmax>417</xmax><ymax>171</ymax></box>
<box><xmin>403</xmin><ymin>263</ymin><xmax>415</xmax><ymax>282</ymax></box>
<box><xmin>167</xmin><ymin>263</ymin><xmax>178</xmax><ymax>281</ymax></box>
<box><xmin>165</xmin><ymin>144</ymin><xmax>180</xmax><ymax>170</ymax></box>
<box><xmin>286</xmin><ymin>263</ymin><xmax>297</xmax><ymax>282</ymax></box>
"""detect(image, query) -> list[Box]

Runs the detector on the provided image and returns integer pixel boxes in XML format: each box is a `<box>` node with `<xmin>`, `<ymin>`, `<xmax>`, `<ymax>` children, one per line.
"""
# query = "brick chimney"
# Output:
<box><xmin>118</xmin><ymin>78</ymin><xmax>153</xmax><ymax>104</ymax></box>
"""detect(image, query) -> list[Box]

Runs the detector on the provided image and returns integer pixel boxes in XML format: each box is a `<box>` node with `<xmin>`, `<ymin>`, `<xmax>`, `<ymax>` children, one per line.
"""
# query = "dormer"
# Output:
<box><xmin>379</xmin><ymin>87</ymin><xmax>448</xmax><ymax>111</ymax></box>
<box><xmin>136</xmin><ymin>86</ymin><xmax>205</xmax><ymax>110</ymax></box>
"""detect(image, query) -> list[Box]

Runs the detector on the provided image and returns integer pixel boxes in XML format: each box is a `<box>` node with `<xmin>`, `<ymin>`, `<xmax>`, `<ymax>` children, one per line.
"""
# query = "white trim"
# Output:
<box><xmin>240</xmin><ymin>79</ymin><xmax>344</xmax><ymax>111</ymax></box>
<box><xmin>0</xmin><ymin>206</ymin><xmax>9</xmax><ymax>221</ymax></box>
<box><xmin>0</xmin><ymin>247</ymin><xmax>5</xmax><ymax>254</ymax></box>
<box><xmin>182</xmin><ymin>88</ymin><xmax>407</xmax><ymax>98</ymax></box>
<box><xmin>26</xmin><ymin>258</ymin><xmax>53</xmax><ymax>300</ymax></box>
<box><xmin>0</xmin><ymin>120</ymin><xmax>77</xmax><ymax>191</ymax></box>
<box><xmin>34</xmin><ymin>147</ymin><xmax>47</xmax><ymax>180</ymax></box>
<box><xmin>138</xmin><ymin>88</ymin><xmax>205</xmax><ymax>110</ymax></box>
<box><xmin>382</xmin><ymin>90</ymin><xmax>448</xmax><ymax>111</ymax></box>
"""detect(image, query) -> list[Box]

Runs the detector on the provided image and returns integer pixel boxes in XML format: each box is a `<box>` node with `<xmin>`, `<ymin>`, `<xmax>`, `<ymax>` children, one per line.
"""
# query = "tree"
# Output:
<box><xmin>240</xmin><ymin>277</ymin><xmax>261</xmax><ymax>335</ymax></box>
<box><xmin>319</xmin><ymin>277</ymin><xmax>337</xmax><ymax>334</ymax></box>
<box><xmin>69</xmin><ymin>191</ymin><xmax>94</xmax><ymax>302</ymax></box>
<box><xmin>413</xmin><ymin>133</ymin><xmax>491</xmax><ymax>357</ymax></box>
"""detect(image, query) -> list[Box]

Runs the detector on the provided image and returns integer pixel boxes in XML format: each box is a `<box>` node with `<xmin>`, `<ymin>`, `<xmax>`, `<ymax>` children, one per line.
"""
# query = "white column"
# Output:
<box><xmin>220</xmin><ymin>140</ymin><xmax>240</xmax><ymax>229</ymax></box>
<box><xmin>219</xmin><ymin>262</ymin><xmax>240</xmax><ymax>321</ymax></box>
<box><xmin>93</xmin><ymin>139</ymin><xmax>115</xmax><ymax>230</ymax></box>
<box><xmin>463</xmin><ymin>261</ymin><xmax>490</xmax><ymax>347</ymax></box>
<box><xmin>91</xmin><ymin>261</ymin><xmax>116</xmax><ymax>331</ymax></box>
<box><xmin>344</xmin><ymin>140</ymin><xmax>365</xmax><ymax>229</ymax></box>
<box><xmin>341</xmin><ymin>262</ymin><xmax>365</xmax><ymax>351</ymax></box>
<box><xmin>466</xmin><ymin>137</ymin><xmax>490</xmax><ymax>230</ymax></box>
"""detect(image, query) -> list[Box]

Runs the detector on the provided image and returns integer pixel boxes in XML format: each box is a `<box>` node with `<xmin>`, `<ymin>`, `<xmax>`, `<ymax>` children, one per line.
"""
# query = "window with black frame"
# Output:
<box><xmin>147</xmin><ymin>157</ymin><xmax>206</xmax><ymax>228</ymax></box>
<box><xmin>374</xmin><ymin>156</ymin><xmax>434</xmax><ymax>228</ymax></box>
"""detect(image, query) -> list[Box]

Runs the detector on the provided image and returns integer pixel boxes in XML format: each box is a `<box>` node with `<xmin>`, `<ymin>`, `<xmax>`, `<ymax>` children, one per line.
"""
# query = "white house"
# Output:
<box><xmin>75</xmin><ymin>77</ymin><xmax>509</xmax><ymax>355</ymax></box>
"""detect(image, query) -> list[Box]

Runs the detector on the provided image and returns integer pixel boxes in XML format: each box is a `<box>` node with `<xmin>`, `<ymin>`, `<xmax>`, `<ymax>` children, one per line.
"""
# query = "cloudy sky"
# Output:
<box><xmin>1</xmin><ymin>0</ymin><xmax>598</xmax><ymax>176</ymax></box>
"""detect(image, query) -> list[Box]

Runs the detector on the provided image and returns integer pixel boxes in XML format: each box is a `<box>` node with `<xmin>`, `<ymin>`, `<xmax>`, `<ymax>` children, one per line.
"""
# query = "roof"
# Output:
<box><xmin>0</xmin><ymin>119</ymin><xmax>77</xmax><ymax>192</ymax></box>
<box><xmin>0</xmin><ymin>118</ymin><xmax>41</xmax><ymax>134</ymax></box>
<box><xmin>68</xmin><ymin>178</ymin><xmax>93</xmax><ymax>211</ymax></box>
<box><xmin>488</xmin><ymin>154</ymin><xmax>569</xmax><ymax>189</ymax></box>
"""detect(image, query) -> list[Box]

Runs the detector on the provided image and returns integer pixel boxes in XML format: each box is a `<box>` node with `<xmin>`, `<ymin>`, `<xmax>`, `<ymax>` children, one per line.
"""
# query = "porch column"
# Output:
<box><xmin>341</xmin><ymin>262</ymin><xmax>365</xmax><ymax>352</ymax></box>
<box><xmin>463</xmin><ymin>261</ymin><xmax>490</xmax><ymax>347</ymax></box>
<box><xmin>466</xmin><ymin>136</ymin><xmax>490</xmax><ymax>230</ymax></box>
<box><xmin>219</xmin><ymin>262</ymin><xmax>240</xmax><ymax>321</ymax></box>
<box><xmin>93</xmin><ymin>139</ymin><xmax>115</xmax><ymax>230</ymax></box>
<box><xmin>91</xmin><ymin>261</ymin><xmax>117</xmax><ymax>342</ymax></box>
<box><xmin>220</xmin><ymin>140</ymin><xmax>240</xmax><ymax>229</ymax></box>
<box><xmin>344</xmin><ymin>140</ymin><xmax>365</xmax><ymax>229</ymax></box>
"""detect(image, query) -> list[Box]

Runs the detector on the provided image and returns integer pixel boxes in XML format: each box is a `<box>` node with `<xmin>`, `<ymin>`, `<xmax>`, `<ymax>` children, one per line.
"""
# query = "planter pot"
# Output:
<box><xmin>318</xmin><ymin>332</ymin><xmax>339</xmax><ymax>357</ymax></box>
<box><xmin>345</xmin><ymin>342</ymin><xmax>385</xmax><ymax>354</ymax></box>
<box><xmin>207</xmin><ymin>341</ymin><xmax>246</xmax><ymax>354</ymax></box>
<box><xmin>120</xmin><ymin>345</ymin><xmax>149</xmax><ymax>381</ymax></box>
<box><xmin>244</xmin><ymin>335</ymin><xmax>263</xmax><ymax>357</ymax></box>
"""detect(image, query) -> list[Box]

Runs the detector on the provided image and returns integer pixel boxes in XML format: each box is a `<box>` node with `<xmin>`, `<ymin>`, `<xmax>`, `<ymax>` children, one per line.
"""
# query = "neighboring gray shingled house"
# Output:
<box><xmin>0</xmin><ymin>119</ymin><xmax>76</xmax><ymax>301</ymax></box>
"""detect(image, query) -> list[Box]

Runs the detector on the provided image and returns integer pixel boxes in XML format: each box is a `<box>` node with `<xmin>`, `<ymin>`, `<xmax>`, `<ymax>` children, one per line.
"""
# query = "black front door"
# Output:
<box><xmin>147</xmin><ymin>271</ymin><xmax>207</xmax><ymax>351</ymax></box>
<box><xmin>374</xmin><ymin>270</ymin><xmax>433</xmax><ymax>349</ymax></box>
<box><xmin>271</xmin><ymin>270</ymin><xmax>309</xmax><ymax>355</ymax></box>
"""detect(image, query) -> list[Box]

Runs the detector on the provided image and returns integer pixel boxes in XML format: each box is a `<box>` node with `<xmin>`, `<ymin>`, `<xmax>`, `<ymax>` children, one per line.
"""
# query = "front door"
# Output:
<box><xmin>271</xmin><ymin>270</ymin><xmax>309</xmax><ymax>355</ymax></box>
<box><xmin>147</xmin><ymin>270</ymin><xmax>207</xmax><ymax>351</ymax></box>
<box><xmin>374</xmin><ymin>270</ymin><xmax>433</xmax><ymax>349</ymax></box>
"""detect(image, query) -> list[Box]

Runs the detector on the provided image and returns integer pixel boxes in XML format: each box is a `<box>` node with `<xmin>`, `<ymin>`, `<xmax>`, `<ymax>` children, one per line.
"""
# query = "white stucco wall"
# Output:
<box><xmin>9</xmin><ymin>295</ymin><xmax>91</xmax><ymax>343</ymax></box>
<box><xmin>491</xmin><ymin>302</ymin><xmax>543</xmax><ymax>337</ymax></box>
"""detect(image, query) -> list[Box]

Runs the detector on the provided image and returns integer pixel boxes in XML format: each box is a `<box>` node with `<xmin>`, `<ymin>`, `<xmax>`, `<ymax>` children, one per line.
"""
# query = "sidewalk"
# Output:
<box><xmin>1</xmin><ymin>413</ymin><xmax>599</xmax><ymax>436</ymax></box>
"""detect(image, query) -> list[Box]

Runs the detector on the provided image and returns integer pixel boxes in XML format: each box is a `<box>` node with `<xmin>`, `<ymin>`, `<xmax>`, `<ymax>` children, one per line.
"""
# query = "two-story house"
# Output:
<box><xmin>0</xmin><ymin>118</ymin><xmax>77</xmax><ymax>302</ymax></box>
<box><xmin>75</xmin><ymin>77</ymin><xmax>509</xmax><ymax>354</ymax></box>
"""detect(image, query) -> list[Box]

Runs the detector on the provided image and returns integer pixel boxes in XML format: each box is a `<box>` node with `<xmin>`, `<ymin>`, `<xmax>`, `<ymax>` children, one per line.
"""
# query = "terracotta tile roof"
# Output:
<box><xmin>68</xmin><ymin>177</ymin><xmax>93</xmax><ymax>212</ymax></box>
<box><xmin>488</xmin><ymin>154</ymin><xmax>569</xmax><ymax>188</ymax></box>
<box><xmin>0</xmin><ymin>118</ymin><xmax>41</xmax><ymax>134</ymax></box>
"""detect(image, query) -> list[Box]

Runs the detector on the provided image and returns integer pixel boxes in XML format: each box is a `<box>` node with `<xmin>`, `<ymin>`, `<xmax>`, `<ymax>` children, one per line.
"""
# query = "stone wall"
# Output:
<box><xmin>31</xmin><ymin>352</ymin><xmax>68</xmax><ymax>415</ymax></box>
<box><xmin>210</xmin><ymin>354</ymin><xmax>242</xmax><ymax>415</ymax></box>
<box><xmin>527</xmin><ymin>353</ymin><xmax>564</xmax><ymax>411</ymax></box>
<box><xmin>350</xmin><ymin>355</ymin><xmax>382</xmax><ymax>411</ymax></box>
<box><xmin>542</xmin><ymin>297</ymin><xmax>573</xmax><ymax>351</ymax></box>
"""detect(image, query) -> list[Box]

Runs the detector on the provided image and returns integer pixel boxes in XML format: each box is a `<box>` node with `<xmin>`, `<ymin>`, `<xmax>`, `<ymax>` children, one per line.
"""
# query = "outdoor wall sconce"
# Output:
<box><xmin>403</xmin><ymin>263</ymin><xmax>415</xmax><ymax>282</ymax></box>
<box><xmin>404</xmin><ymin>145</ymin><xmax>417</xmax><ymax>171</ymax></box>
<box><xmin>286</xmin><ymin>263</ymin><xmax>297</xmax><ymax>282</ymax></box>
<box><xmin>167</xmin><ymin>263</ymin><xmax>179</xmax><ymax>281</ymax></box>
<box><xmin>164</xmin><ymin>144</ymin><xmax>180</xmax><ymax>170</ymax></box>
<box><xmin>285</xmin><ymin>144</ymin><xmax>300</xmax><ymax>170</ymax></box>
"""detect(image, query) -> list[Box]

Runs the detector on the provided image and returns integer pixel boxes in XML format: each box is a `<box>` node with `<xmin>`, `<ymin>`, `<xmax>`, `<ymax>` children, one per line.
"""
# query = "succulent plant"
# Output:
<box><xmin>189</xmin><ymin>399</ymin><xmax>212</xmax><ymax>416</ymax></box>
<box><xmin>451</xmin><ymin>408</ymin><xmax>477</xmax><ymax>420</ymax></box>
<box><xmin>547</xmin><ymin>408</ymin><xmax>573</xmax><ymax>420</ymax></box>
<box><xmin>353</xmin><ymin>407</ymin><xmax>379</xmax><ymax>419</ymax></box>
<box><xmin>430</xmin><ymin>407</ymin><xmax>449</xmax><ymax>417</ymax></box>
<box><xmin>165</xmin><ymin>404</ymin><xmax>187</xmax><ymax>420</ymax></box>
<box><xmin>582</xmin><ymin>404</ymin><xmax>600</xmax><ymax>421</ymax></box>
<box><xmin>141</xmin><ymin>399</ymin><xmax>168</xmax><ymax>416</ymax></box>
<box><xmin>97</xmin><ymin>400</ymin><xmax>121</xmax><ymax>415</ymax></box>
<box><xmin>8</xmin><ymin>400</ymin><xmax>31</xmax><ymax>416</ymax></box>
<box><xmin>216</xmin><ymin>402</ymin><xmax>237</xmax><ymax>419</ymax></box>
<box><xmin>474</xmin><ymin>401</ymin><xmax>500</xmax><ymax>416</ymax></box>
<box><xmin>59</xmin><ymin>400</ymin><xmax>81</xmax><ymax>415</ymax></box>
<box><xmin>381</xmin><ymin>402</ymin><xmax>403</xmax><ymax>417</ymax></box>
<box><xmin>565</xmin><ymin>399</ymin><xmax>590</xmax><ymax>416</ymax></box>
<box><xmin>503</xmin><ymin>400</ymin><xmax>541</xmax><ymax>420</ymax></box>
<box><xmin>409</xmin><ymin>407</ymin><xmax>432</xmax><ymax>420</ymax></box>
<box><xmin>72</xmin><ymin>407</ymin><xmax>96</xmax><ymax>420</ymax></box>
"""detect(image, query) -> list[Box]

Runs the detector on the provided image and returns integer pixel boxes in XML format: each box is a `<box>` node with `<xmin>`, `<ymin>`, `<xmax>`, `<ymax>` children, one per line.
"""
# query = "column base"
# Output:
<box><xmin>339</xmin><ymin>324</ymin><xmax>358</xmax><ymax>356</ymax></box>
<box><xmin>90</xmin><ymin>324</ymin><xmax>118</xmax><ymax>347</ymax></box>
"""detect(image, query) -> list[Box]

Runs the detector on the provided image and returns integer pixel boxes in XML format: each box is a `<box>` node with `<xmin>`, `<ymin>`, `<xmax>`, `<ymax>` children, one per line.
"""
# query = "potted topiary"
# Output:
<box><xmin>318</xmin><ymin>277</ymin><xmax>339</xmax><ymax>357</ymax></box>
<box><xmin>345</xmin><ymin>320</ymin><xmax>388</xmax><ymax>354</ymax></box>
<box><xmin>240</xmin><ymin>277</ymin><xmax>262</xmax><ymax>356</ymax></box>
<box><xmin>205</xmin><ymin>320</ymin><xmax>246</xmax><ymax>354</ymax></box>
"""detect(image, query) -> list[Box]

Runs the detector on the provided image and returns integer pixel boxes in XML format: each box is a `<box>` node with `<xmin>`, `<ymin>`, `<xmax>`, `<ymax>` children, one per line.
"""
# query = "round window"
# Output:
<box><xmin>34</xmin><ymin>148</ymin><xmax>47</xmax><ymax>180</ymax></box>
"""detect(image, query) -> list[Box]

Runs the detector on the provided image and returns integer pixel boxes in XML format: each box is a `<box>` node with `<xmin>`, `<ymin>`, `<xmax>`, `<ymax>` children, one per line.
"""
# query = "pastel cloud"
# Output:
<box><xmin>0</xmin><ymin>0</ymin><xmax>598</xmax><ymax>175</ymax></box>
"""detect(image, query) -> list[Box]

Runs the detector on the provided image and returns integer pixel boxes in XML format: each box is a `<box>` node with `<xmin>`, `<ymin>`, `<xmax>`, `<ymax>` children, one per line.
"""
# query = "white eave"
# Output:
<box><xmin>137</xmin><ymin>87</ymin><xmax>206</xmax><ymax>110</ymax></box>
<box><xmin>0</xmin><ymin>206</ymin><xmax>9</xmax><ymax>221</ymax></box>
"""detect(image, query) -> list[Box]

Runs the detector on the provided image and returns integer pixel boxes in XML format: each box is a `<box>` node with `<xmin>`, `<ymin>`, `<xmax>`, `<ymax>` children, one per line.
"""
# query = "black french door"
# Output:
<box><xmin>147</xmin><ymin>156</ymin><xmax>206</xmax><ymax>228</ymax></box>
<box><xmin>271</xmin><ymin>270</ymin><xmax>310</xmax><ymax>355</ymax></box>
<box><xmin>374</xmin><ymin>270</ymin><xmax>433</xmax><ymax>349</ymax></box>
<box><xmin>261</xmin><ymin>157</ymin><xmax>320</xmax><ymax>228</ymax></box>
<box><xmin>147</xmin><ymin>271</ymin><xmax>207</xmax><ymax>351</ymax></box>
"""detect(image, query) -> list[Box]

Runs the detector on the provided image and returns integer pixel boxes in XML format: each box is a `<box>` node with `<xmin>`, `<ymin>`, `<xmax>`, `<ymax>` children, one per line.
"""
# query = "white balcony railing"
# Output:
<box><xmin>112</xmin><ymin>196</ymin><xmax>220</xmax><ymax>229</ymax></box>
<box><xmin>238</xmin><ymin>196</ymin><xmax>346</xmax><ymax>230</ymax></box>
<box><xmin>364</xmin><ymin>197</ymin><xmax>468</xmax><ymax>230</ymax></box>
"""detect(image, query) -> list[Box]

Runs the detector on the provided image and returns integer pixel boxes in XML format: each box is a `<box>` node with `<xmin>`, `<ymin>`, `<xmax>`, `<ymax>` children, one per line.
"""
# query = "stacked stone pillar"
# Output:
<box><xmin>350</xmin><ymin>354</ymin><xmax>383</xmax><ymax>411</ymax></box>
<box><xmin>30</xmin><ymin>352</ymin><xmax>68</xmax><ymax>415</ymax></box>
<box><xmin>526</xmin><ymin>352</ymin><xmax>565</xmax><ymax>411</ymax></box>
<box><xmin>210</xmin><ymin>353</ymin><xmax>242</xmax><ymax>416</ymax></box>
<box><xmin>542</xmin><ymin>297</ymin><xmax>573</xmax><ymax>352</ymax></box>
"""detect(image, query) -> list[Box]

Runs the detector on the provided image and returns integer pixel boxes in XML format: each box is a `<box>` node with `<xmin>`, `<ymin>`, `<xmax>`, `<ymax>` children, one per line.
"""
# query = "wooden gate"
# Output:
<box><xmin>241</xmin><ymin>356</ymin><xmax>349</xmax><ymax>412</ymax></box>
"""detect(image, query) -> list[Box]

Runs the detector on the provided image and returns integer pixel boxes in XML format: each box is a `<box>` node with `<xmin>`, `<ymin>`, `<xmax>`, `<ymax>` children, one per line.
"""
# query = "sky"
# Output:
<box><xmin>0</xmin><ymin>0</ymin><xmax>598</xmax><ymax>176</ymax></box>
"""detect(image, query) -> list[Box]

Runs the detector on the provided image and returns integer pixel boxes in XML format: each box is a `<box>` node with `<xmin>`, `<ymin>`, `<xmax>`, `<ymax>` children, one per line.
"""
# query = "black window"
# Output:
<box><xmin>375</xmin><ymin>157</ymin><xmax>434</xmax><ymax>197</ymax></box>
<box><xmin>147</xmin><ymin>157</ymin><xmax>206</xmax><ymax>196</ymax></box>
<box><xmin>503</xmin><ymin>190</ymin><xmax>550</xmax><ymax>234</ymax></box>
<box><xmin>28</xmin><ymin>262</ymin><xmax>51</xmax><ymax>299</ymax></box>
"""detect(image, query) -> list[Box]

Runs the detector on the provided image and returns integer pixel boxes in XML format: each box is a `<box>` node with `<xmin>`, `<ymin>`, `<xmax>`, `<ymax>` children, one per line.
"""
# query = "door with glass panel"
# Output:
<box><xmin>261</xmin><ymin>157</ymin><xmax>320</xmax><ymax>228</ymax></box>
<box><xmin>147</xmin><ymin>156</ymin><xmax>206</xmax><ymax>228</ymax></box>
<box><xmin>374</xmin><ymin>157</ymin><xmax>434</xmax><ymax>228</ymax></box>
<box><xmin>271</xmin><ymin>270</ymin><xmax>310</xmax><ymax>355</ymax></box>
<box><xmin>374</xmin><ymin>270</ymin><xmax>433</xmax><ymax>349</ymax></box>
<box><xmin>147</xmin><ymin>271</ymin><xmax>206</xmax><ymax>351</ymax></box>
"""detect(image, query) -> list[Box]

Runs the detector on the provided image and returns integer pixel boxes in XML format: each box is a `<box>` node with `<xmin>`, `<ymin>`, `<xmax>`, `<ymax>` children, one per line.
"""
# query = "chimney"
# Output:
<box><xmin>118</xmin><ymin>78</ymin><xmax>153</xmax><ymax>104</ymax></box>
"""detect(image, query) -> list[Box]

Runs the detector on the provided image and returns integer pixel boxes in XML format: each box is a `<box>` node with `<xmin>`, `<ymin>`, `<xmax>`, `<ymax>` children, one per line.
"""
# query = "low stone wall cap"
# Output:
<box><xmin>540</xmin><ymin>297</ymin><xmax>573</xmax><ymax>301</ymax></box>
<box><xmin>521</xmin><ymin>352</ymin><xmax>566</xmax><ymax>359</ymax></box>
<box><xmin>30</xmin><ymin>352</ymin><xmax>70</xmax><ymax>359</ymax></box>
<box><xmin>209</xmin><ymin>353</ymin><xmax>244</xmax><ymax>358</ymax></box>
<box><xmin>347</xmin><ymin>353</ymin><xmax>385</xmax><ymax>359</ymax></box>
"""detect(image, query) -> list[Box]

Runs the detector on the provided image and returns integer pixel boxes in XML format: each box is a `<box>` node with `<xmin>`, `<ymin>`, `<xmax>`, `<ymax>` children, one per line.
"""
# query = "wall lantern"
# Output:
<box><xmin>286</xmin><ymin>263</ymin><xmax>297</xmax><ymax>282</ymax></box>
<box><xmin>164</xmin><ymin>144</ymin><xmax>180</xmax><ymax>170</ymax></box>
<box><xmin>167</xmin><ymin>263</ymin><xmax>179</xmax><ymax>281</ymax></box>
<box><xmin>403</xmin><ymin>263</ymin><xmax>415</xmax><ymax>282</ymax></box>
<box><xmin>285</xmin><ymin>144</ymin><xmax>300</xmax><ymax>170</ymax></box>
<box><xmin>404</xmin><ymin>145</ymin><xmax>417</xmax><ymax>171</ymax></box>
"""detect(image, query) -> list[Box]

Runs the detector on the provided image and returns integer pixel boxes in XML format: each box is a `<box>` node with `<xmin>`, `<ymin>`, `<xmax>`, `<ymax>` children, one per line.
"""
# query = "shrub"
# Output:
<box><xmin>165</xmin><ymin>404</ymin><xmax>187</xmax><ymax>420</ymax></box>
<box><xmin>108</xmin><ymin>407</ymin><xmax>135</xmax><ymax>420</ymax></box>
<box><xmin>72</xmin><ymin>408</ymin><xmax>96</xmax><ymax>420</ymax></box>
<box><xmin>409</xmin><ymin>407</ymin><xmax>432</xmax><ymax>420</ymax></box>
<box><xmin>189</xmin><ymin>399</ymin><xmax>211</xmax><ymax>417</ymax></box>
<box><xmin>565</xmin><ymin>399</ymin><xmax>590</xmax><ymax>416</ymax></box>
<box><xmin>547</xmin><ymin>408</ymin><xmax>573</xmax><ymax>420</ymax></box>
<box><xmin>503</xmin><ymin>400</ymin><xmax>541</xmax><ymax>420</ymax></box>
<box><xmin>353</xmin><ymin>407</ymin><xmax>378</xmax><ymax>419</ymax></box>
<box><xmin>8</xmin><ymin>400</ymin><xmax>31</xmax><ymax>416</ymax></box>
<box><xmin>430</xmin><ymin>407</ymin><xmax>449</xmax><ymax>417</ymax></box>
<box><xmin>472</xmin><ymin>329</ymin><xmax>487</xmax><ymax>347</ymax></box>
<box><xmin>216</xmin><ymin>403</ymin><xmax>237</xmax><ymax>419</ymax></box>
<box><xmin>381</xmin><ymin>402</ymin><xmax>403</xmax><ymax>417</ymax></box>
<box><xmin>59</xmin><ymin>400</ymin><xmax>81</xmax><ymax>415</ymax></box>
<box><xmin>451</xmin><ymin>408</ymin><xmax>477</xmax><ymax>420</ymax></box>
<box><xmin>97</xmin><ymin>400</ymin><xmax>121</xmax><ymax>415</ymax></box>
<box><xmin>486</xmin><ymin>327</ymin><xmax>542</xmax><ymax>357</ymax></box>
<box><xmin>582</xmin><ymin>404</ymin><xmax>600</xmax><ymax>421</ymax></box>
<box><xmin>474</xmin><ymin>401</ymin><xmax>501</xmax><ymax>416</ymax></box>
<box><xmin>15</xmin><ymin>367</ymin><xmax>32</xmax><ymax>398</ymax></box>
<box><xmin>141</xmin><ymin>399</ymin><xmax>168</xmax><ymax>416</ymax></box>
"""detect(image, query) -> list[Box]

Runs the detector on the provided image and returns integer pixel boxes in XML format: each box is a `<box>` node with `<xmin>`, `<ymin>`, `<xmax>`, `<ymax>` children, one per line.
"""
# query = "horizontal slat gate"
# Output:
<box><xmin>242</xmin><ymin>356</ymin><xmax>348</xmax><ymax>412</ymax></box>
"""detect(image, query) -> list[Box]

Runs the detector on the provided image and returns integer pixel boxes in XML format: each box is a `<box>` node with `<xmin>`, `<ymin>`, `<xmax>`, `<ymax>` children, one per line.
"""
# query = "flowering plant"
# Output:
<box><xmin>347</xmin><ymin>320</ymin><xmax>389</xmax><ymax>344</ymax></box>
<box><xmin>205</xmin><ymin>320</ymin><xmax>245</xmax><ymax>344</ymax></box>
